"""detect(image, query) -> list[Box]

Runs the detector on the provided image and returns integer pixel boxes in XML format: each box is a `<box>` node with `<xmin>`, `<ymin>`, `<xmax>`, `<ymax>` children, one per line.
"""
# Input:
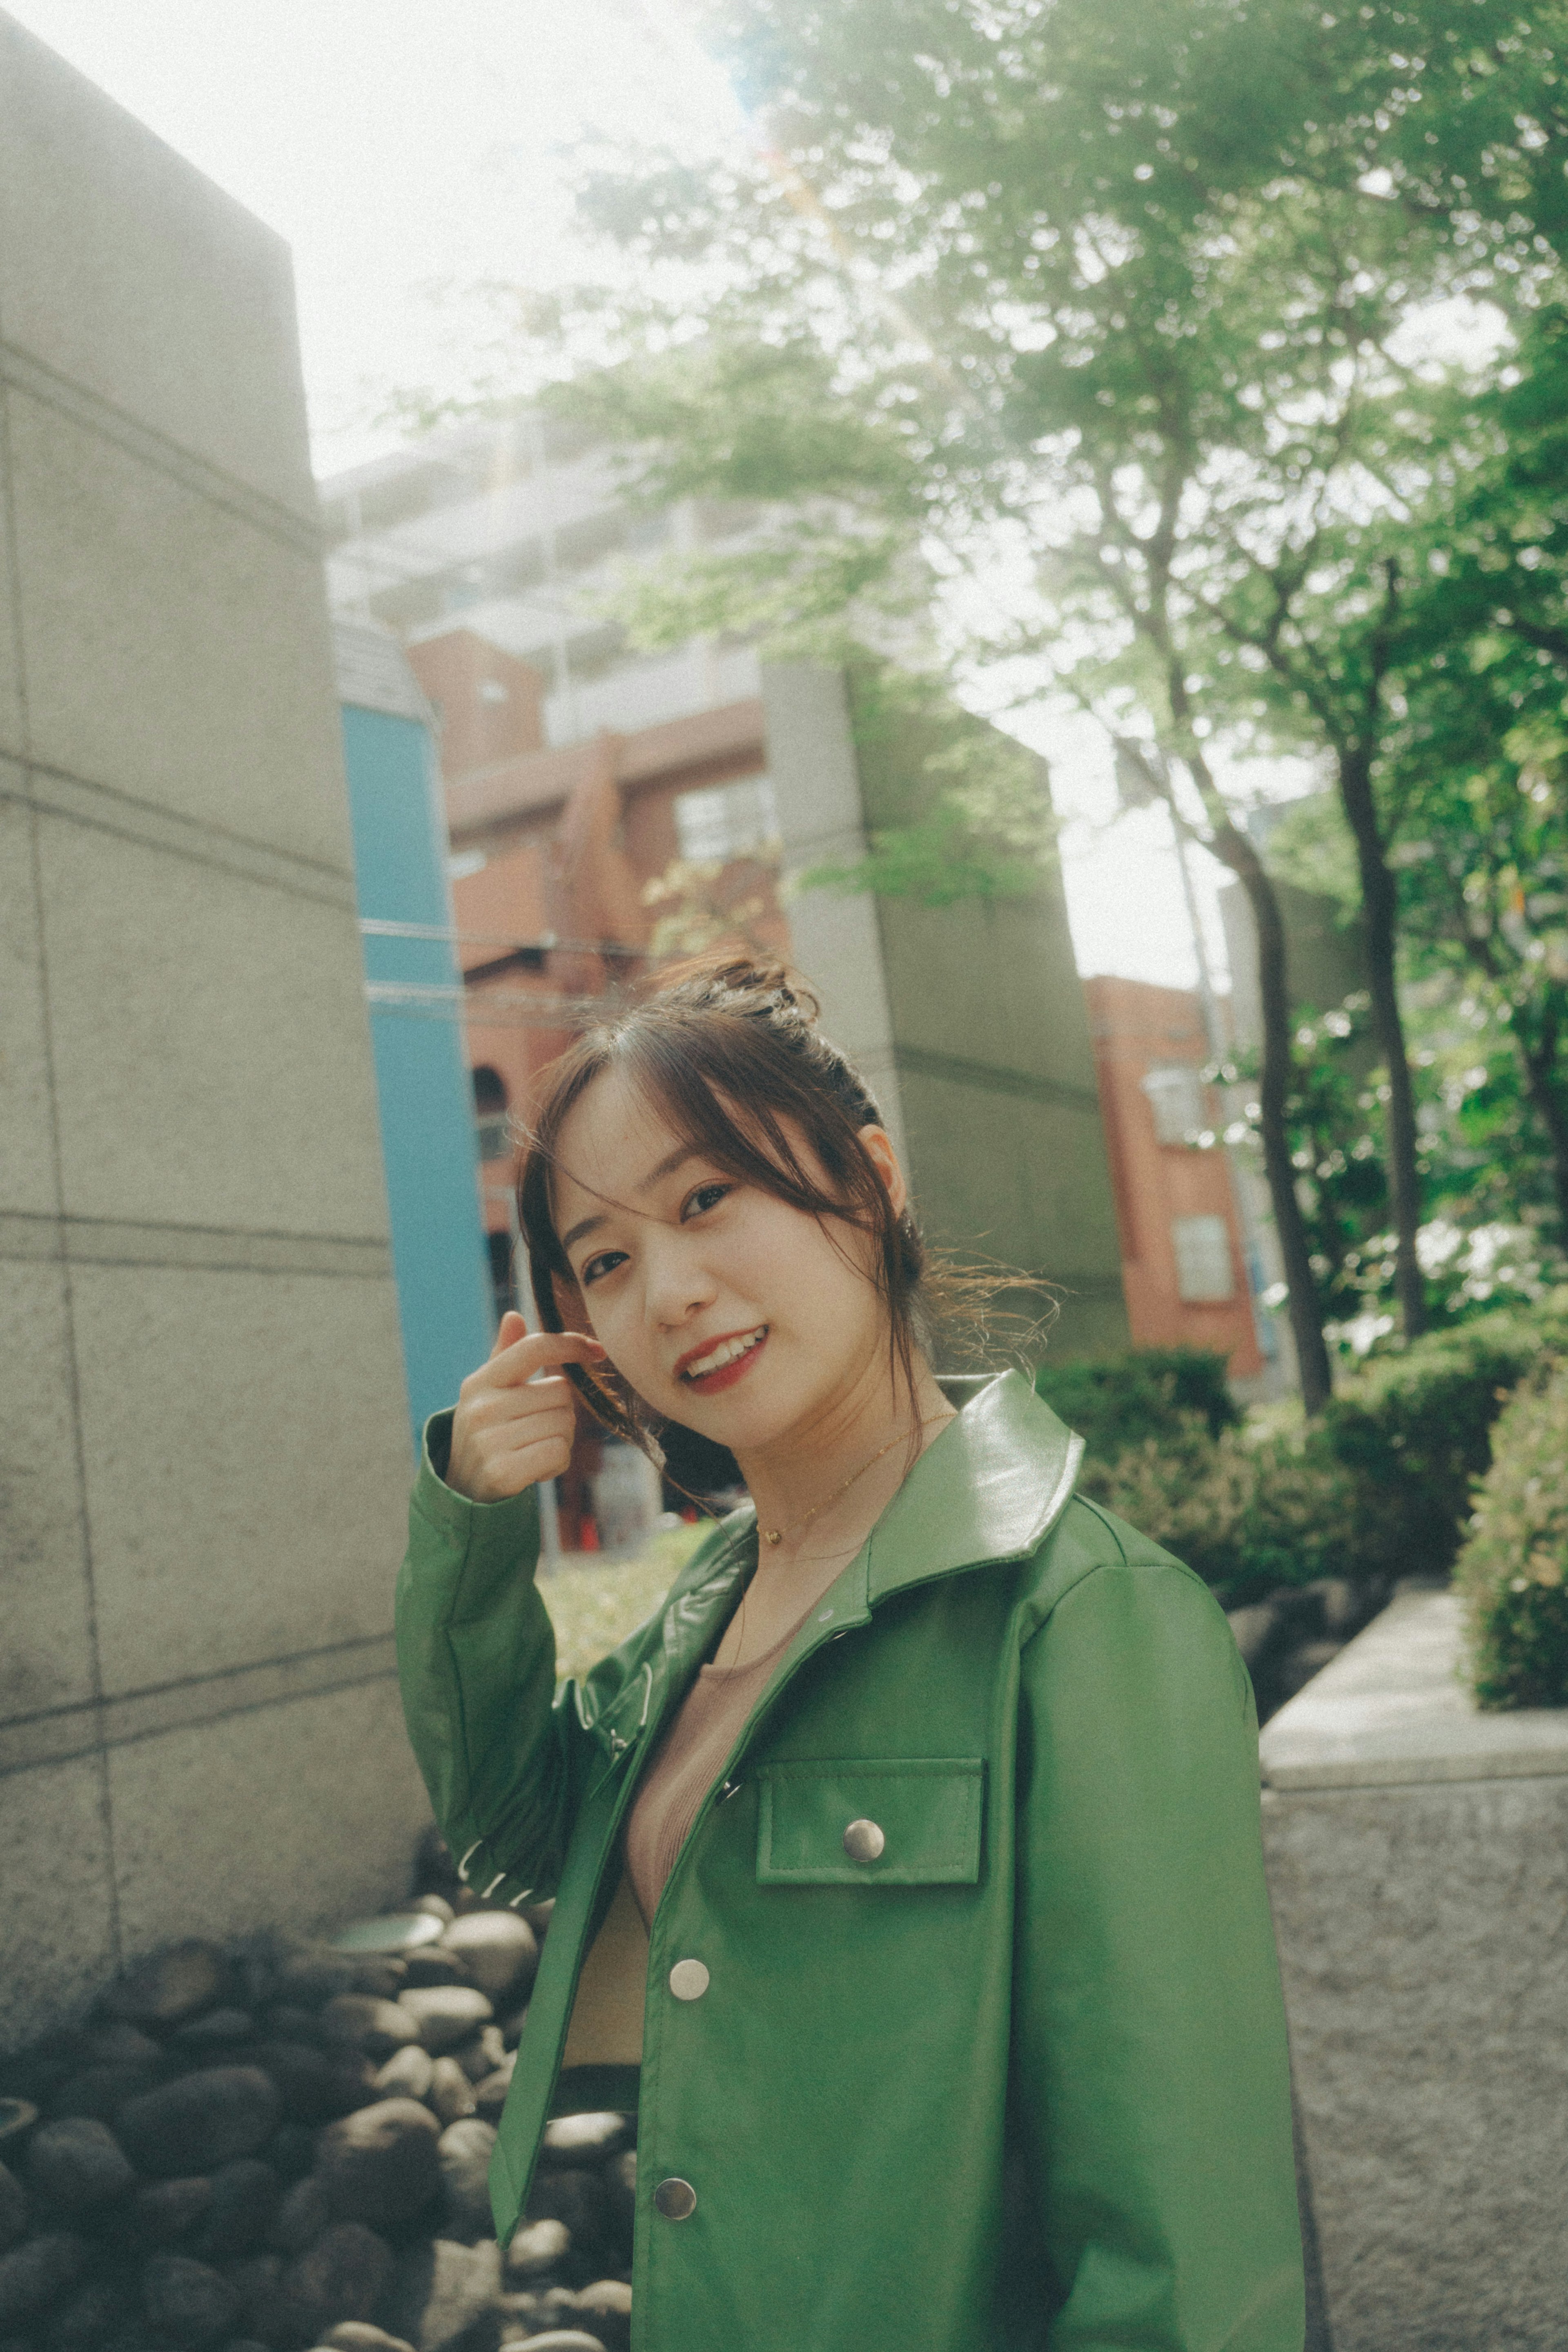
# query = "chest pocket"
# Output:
<box><xmin>755</xmin><ymin>1757</ymin><xmax>985</xmax><ymax>1886</ymax></box>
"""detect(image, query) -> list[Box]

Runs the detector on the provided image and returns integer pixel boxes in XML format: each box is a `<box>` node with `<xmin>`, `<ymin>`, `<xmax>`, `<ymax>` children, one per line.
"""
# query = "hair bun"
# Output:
<box><xmin>659</xmin><ymin>954</ymin><xmax>822</xmax><ymax>1026</ymax></box>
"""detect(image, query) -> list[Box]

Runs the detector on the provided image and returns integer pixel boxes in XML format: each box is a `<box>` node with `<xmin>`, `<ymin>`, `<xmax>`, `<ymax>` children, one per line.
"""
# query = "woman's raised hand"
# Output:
<box><xmin>445</xmin><ymin>1310</ymin><xmax>608</xmax><ymax>1503</ymax></box>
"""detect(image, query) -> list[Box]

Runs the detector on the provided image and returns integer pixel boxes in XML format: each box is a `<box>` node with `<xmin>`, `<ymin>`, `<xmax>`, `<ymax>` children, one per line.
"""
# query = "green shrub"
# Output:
<box><xmin>1078</xmin><ymin>1415</ymin><xmax>1365</xmax><ymax>1610</ymax></box>
<box><xmin>1458</xmin><ymin>1364</ymin><xmax>1568</xmax><ymax>1710</ymax></box>
<box><xmin>1034</xmin><ymin>1347</ymin><xmax>1240</xmax><ymax>1462</ymax></box>
<box><xmin>1316</xmin><ymin>1289</ymin><xmax>1568</xmax><ymax>1579</ymax></box>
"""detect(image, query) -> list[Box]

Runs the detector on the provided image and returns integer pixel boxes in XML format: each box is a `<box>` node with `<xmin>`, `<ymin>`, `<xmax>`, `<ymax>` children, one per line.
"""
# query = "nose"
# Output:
<box><xmin>643</xmin><ymin>1225</ymin><xmax>717</xmax><ymax>1329</ymax></box>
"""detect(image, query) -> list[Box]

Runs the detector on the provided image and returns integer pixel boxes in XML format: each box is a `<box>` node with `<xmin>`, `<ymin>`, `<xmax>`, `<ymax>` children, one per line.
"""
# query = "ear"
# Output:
<box><xmin>859</xmin><ymin>1124</ymin><xmax>909</xmax><ymax>1221</ymax></box>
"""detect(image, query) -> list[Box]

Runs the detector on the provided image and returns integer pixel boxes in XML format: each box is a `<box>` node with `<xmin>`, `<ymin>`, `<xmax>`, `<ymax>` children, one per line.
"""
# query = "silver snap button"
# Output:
<box><xmin>668</xmin><ymin>1958</ymin><xmax>710</xmax><ymax>2001</ymax></box>
<box><xmin>653</xmin><ymin>2176</ymin><xmax>697</xmax><ymax>2220</ymax></box>
<box><xmin>842</xmin><ymin>1817</ymin><xmax>886</xmax><ymax>1863</ymax></box>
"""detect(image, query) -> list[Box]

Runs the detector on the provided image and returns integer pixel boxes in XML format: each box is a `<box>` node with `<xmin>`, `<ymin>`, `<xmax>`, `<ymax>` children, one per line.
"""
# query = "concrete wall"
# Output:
<box><xmin>0</xmin><ymin>14</ymin><xmax>426</xmax><ymax>2047</ymax></box>
<box><xmin>1261</xmin><ymin>1589</ymin><xmax>1568</xmax><ymax>2352</ymax></box>
<box><xmin>765</xmin><ymin>664</ymin><xmax>1129</xmax><ymax>1362</ymax></box>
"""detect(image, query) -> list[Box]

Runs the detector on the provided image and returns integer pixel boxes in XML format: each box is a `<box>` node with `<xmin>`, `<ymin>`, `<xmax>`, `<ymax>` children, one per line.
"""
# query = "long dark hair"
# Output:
<box><xmin>516</xmin><ymin>957</ymin><xmax>941</xmax><ymax>1498</ymax></box>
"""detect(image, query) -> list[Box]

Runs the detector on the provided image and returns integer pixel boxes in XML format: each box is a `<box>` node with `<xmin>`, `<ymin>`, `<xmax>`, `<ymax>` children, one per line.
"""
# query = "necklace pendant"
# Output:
<box><xmin>764</xmin><ymin>1528</ymin><xmax>781</xmax><ymax>1546</ymax></box>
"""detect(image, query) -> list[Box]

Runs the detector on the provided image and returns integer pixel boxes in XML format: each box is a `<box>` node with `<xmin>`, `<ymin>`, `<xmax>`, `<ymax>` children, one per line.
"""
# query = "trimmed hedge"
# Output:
<box><xmin>1038</xmin><ymin>1292</ymin><xmax>1568</xmax><ymax>1605</ymax></box>
<box><xmin>1316</xmin><ymin>1291</ymin><xmax>1568</xmax><ymax>1581</ymax></box>
<box><xmin>1458</xmin><ymin>1363</ymin><xmax>1568</xmax><ymax>1710</ymax></box>
<box><xmin>1033</xmin><ymin>1347</ymin><xmax>1241</xmax><ymax>1458</ymax></box>
<box><xmin>1076</xmin><ymin>1416</ymin><xmax>1365</xmax><ymax>1610</ymax></box>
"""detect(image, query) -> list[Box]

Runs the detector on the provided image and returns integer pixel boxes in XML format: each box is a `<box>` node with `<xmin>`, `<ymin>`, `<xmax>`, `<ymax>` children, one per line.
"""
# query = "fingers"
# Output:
<box><xmin>488</xmin><ymin>1309</ymin><xmax>529</xmax><ymax>1361</ymax></box>
<box><xmin>483</xmin><ymin>1326</ymin><xmax>608</xmax><ymax>1389</ymax></box>
<box><xmin>470</xmin><ymin>1430</ymin><xmax>575</xmax><ymax>1501</ymax></box>
<box><xmin>445</xmin><ymin>1385</ymin><xmax>578</xmax><ymax>1503</ymax></box>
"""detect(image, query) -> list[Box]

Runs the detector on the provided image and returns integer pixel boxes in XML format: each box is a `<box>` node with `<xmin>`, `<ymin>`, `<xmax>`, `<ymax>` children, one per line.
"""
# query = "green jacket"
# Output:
<box><xmin>395</xmin><ymin>1371</ymin><xmax>1304</xmax><ymax>2351</ymax></box>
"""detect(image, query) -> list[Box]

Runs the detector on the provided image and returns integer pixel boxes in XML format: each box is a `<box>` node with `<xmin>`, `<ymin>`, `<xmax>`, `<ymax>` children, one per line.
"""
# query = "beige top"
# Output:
<box><xmin>561</xmin><ymin>1541</ymin><xmax>849</xmax><ymax>2070</ymax></box>
<box><xmin>625</xmin><ymin>1630</ymin><xmax>795</xmax><ymax>1926</ymax></box>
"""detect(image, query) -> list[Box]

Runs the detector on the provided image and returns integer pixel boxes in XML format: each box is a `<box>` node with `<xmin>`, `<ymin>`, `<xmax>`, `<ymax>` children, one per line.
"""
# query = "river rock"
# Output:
<box><xmin>437</xmin><ymin>1917</ymin><xmax>538</xmax><ymax>2008</ymax></box>
<box><xmin>352</xmin><ymin>1959</ymin><xmax>410</xmax><ymax>2000</ymax></box>
<box><xmin>511</xmin><ymin>2336</ymin><xmax>607</xmax><ymax>2352</ymax></box>
<box><xmin>452</xmin><ymin>2028</ymin><xmax>506</xmax><ymax>2087</ymax></box>
<box><xmin>426</xmin><ymin>2059</ymin><xmax>475</xmax><ymax>2128</ymax></box>
<box><xmin>524</xmin><ymin>2169</ymin><xmax>607</xmax><ymax>2253</ymax></box>
<box><xmin>172</xmin><ymin>2008</ymin><xmax>254</xmax><ymax>2051</ymax></box>
<box><xmin>266</xmin><ymin>2122</ymin><xmax>318</xmax><ymax>2183</ymax></box>
<box><xmin>395</xmin><ymin>1991</ymin><xmax>493</xmax><ymax>2058</ymax></box>
<box><xmin>0</xmin><ymin>2165</ymin><xmax>26</xmax><ymax>2252</ymax></box>
<box><xmin>573</xmin><ymin>2277</ymin><xmax>632</xmax><ymax>2352</ymax></box>
<box><xmin>253</xmin><ymin>2041</ymin><xmax>376</xmax><ymax>2125</ymax></box>
<box><xmin>601</xmin><ymin>2154</ymin><xmax>635</xmax><ymax>2244</ymax></box>
<box><xmin>127</xmin><ymin>2173</ymin><xmax>215</xmax><ymax>2245</ymax></box>
<box><xmin>319</xmin><ymin>1999</ymin><xmax>423</xmax><ymax>2062</ymax></box>
<box><xmin>270</xmin><ymin>2170</ymin><xmax>333</xmax><ymax>2254</ymax></box>
<box><xmin>372</xmin><ymin>2047</ymin><xmax>433</xmax><ymax>2103</ymax></box>
<box><xmin>261</xmin><ymin>2003</ymin><xmax>326</xmax><ymax>2044</ymax></box>
<box><xmin>271</xmin><ymin>2221</ymin><xmax>392</xmax><ymax>2343</ymax></box>
<box><xmin>472</xmin><ymin>2064</ymin><xmax>514</xmax><ymax>2123</ymax></box>
<box><xmin>0</xmin><ymin>2095</ymin><xmax>40</xmax><ymax>2148</ymax></box>
<box><xmin>315</xmin><ymin>2102</ymin><xmax>441</xmax><ymax>2230</ymax></box>
<box><xmin>141</xmin><ymin>2252</ymin><xmax>240</xmax><ymax>2346</ymax></box>
<box><xmin>0</xmin><ymin>2230</ymin><xmax>89</xmax><ymax>2324</ymax></box>
<box><xmin>103</xmin><ymin>1942</ymin><xmax>227</xmax><ymax>2030</ymax></box>
<box><xmin>54</xmin><ymin>2274</ymin><xmax>138</xmax><ymax>2348</ymax></box>
<box><xmin>118</xmin><ymin>2068</ymin><xmax>281</xmax><ymax>2176</ymax></box>
<box><xmin>191</xmin><ymin>2157</ymin><xmax>279</xmax><ymax>2259</ymax></box>
<box><xmin>25</xmin><ymin>2115</ymin><xmax>138</xmax><ymax>2209</ymax></box>
<box><xmin>537</xmin><ymin>2115</ymin><xmax>630</xmax><ymax>2168</ymax></box>
<box><xmin>437</xmin><ymin>2118</ymin><xmax>497</xmax><ymax>2239</ymax></box>
<box><xmin>45</xmin><ymin>2063</ymin><xmax>161</xmax><ymax>2122</ymax></box>
<box><xmin>503</xmin><ymin>2218</ymin><xmax>571</xmax><ymax>2283</ymax></box>
<box><xmin>400</xmin><ymin>1951</ymin><xmax>468</xmax><ymax>1991</ymax></box>
<box><xmin>84</xmin><ymin>2022</ymin><xmax>165</xmax><ymax>2067</ymax></box>
<box><xmin>274</xmin><ymin>1953</ymin><xmax>360</xmax><ymax>2011</ymax></box>
<box><xmin>223</xmin><ymin>2249</ymin><xmax>281</xmax><ymax>2332</ymax></box>
<box><xmin>320</xmin><ymin>2327</ymin><xmax>417</xmax><ymax>2352</ymax></box>
<box><xmin>377</xmin><ymin>2234</ymin><xmax>503</xmax><ymax>2352</ymax></box>
<box><xmin>331</xmin><ymin>1916</ymin><xmax>444</xmax><ymax>1960</ymax></box>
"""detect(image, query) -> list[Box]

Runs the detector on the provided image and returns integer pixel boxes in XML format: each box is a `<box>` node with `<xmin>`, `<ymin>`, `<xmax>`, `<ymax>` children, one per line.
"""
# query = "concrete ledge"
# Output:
<box><xmin>1259</xmin><ymin>1585</ymin><xmax>1568</xmax><ymax>1789</ymax></box>
<box><xmin>1263</xmin><ymin>1583</ymin><xmax>1568</xmax><ymax>2352</ymax></box>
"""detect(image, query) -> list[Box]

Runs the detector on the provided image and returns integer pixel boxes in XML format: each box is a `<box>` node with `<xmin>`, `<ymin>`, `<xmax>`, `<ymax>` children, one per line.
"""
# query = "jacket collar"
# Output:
<box><xmin>865</xmin><ymin>1369</ymin><xmax>1084</xmax><ymax>1603</ymax></box>
<box><xmin>584</xmin><ymin>1369</ymin><xmax>1082</xmax><ymax>1777</ymax></box>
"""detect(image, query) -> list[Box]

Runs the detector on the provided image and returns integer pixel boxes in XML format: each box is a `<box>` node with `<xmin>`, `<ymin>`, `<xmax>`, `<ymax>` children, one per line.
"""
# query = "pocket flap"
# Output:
<box><xmin>755</xmin><ymin>1757</ymin><xmax>985</xmax><ymax>1886</ymax></box>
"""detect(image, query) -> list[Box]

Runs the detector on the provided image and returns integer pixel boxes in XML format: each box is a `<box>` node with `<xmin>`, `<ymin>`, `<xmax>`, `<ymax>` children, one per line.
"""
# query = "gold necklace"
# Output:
<box><xmin>759</xmin><ymin>1412</ymin><xmax>953</xmax><ymax>1549</ymax></box>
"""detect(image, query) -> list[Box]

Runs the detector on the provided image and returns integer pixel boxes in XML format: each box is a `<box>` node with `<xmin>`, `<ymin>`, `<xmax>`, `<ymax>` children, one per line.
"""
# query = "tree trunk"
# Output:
<box><xmin>1158</xmin><ymin>718</ymin><xmax>1335</xmax><ymax>1411</ymax></box>
<box><xmin>1336</xmin><ymin>746</ymin><xmax>1427</xmax><ymax>1342</ymax></box>
<box><xmin>1514</xmin><ymin>993</ymin><xmax>1568</xmax><ymax>1242</ymax></box>
<box><xmin>1232</xmin><ymin>846</ymin><xmax>1337</xmax><ymax>1414</ymax></box>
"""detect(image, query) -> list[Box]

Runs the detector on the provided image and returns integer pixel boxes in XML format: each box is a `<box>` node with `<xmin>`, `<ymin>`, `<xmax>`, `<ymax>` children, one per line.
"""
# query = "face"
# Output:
<box><xmin>550</xmin><ymin>1063</ymin><xmax>906</xmax><ymax>1459</ymax></box>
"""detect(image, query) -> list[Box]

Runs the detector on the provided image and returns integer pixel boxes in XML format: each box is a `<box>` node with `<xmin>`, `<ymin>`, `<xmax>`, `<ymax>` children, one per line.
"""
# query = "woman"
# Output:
<box><xmin>395</xmin><ymin>958</ymin><xmax>1305</xmax><ymax>2351</ymax></box>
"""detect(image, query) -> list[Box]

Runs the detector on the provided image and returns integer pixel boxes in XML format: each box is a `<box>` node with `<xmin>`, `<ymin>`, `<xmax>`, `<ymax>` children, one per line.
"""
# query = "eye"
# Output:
<box><xmin>681</xmin><ymin>1180</ymin><xmax>733</xmax><ymax>1222</ymax></box>
<box><xmin>579</xmin><ymin>1248</ymin><xmax>628</xmax><ymax>1287</ymax></box>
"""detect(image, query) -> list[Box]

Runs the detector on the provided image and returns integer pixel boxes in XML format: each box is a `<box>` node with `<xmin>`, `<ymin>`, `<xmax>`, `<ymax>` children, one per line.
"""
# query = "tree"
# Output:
<box><xmin>468</xmin><ymin>0</ymin><xmax>1568</xmax><ymax>1400</ymax></box>
<box><xmin>1385</xmin><ymin>644</ymin><xmax>1568</xmax><ymax>1238</ymax></box>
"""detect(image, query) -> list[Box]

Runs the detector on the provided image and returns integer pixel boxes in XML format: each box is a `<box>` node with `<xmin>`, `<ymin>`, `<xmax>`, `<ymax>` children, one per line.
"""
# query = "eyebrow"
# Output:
<box><xmin>558</xmin><ymin>1145</ymin><xmax>701</xmax><ymax>1257</ymax></box>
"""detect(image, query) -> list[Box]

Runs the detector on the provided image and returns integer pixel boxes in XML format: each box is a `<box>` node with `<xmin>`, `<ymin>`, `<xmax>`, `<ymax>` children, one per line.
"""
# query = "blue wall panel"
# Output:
<box><xmin>341</xmin><ymin>698</ymin><xmax>494</xmax><ymax>1449</ymax></box>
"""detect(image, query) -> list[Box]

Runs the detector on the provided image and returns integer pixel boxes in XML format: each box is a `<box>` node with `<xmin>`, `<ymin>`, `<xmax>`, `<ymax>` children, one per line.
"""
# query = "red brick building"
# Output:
<box><xmin>1085</xmin><ymin>975</ymin><xmax>1265</xmax><ymax>1377</ymax></box>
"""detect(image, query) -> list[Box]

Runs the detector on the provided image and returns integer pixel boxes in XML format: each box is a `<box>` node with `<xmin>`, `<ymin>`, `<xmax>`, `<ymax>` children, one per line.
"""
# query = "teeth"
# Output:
<box><xmin>684</xmin><ymin>1328</ymin><xmax>765</xmax><ymax>1380</ymax></box>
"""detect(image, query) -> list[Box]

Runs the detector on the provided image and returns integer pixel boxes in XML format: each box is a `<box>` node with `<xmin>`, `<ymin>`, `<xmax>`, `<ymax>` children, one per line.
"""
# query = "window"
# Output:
<box><xmin>472</xmin><ymin>1065</ymin><xmax>511</xmax><ymax>1164</ymax></box>
<box><xmin>1172</xmin><ymin>1215</ymin><xmax>1236</xmax><ymax>1303</ymax></box>
<box><xmin>674</xmin><ymin>774</ymin><xmax>780</xmax><ymax>864</ymax></box>
<box><xmin>1141</xmin><ymin>1063</ymin><xmax>1206</xmax><ymax>1147</ymax></box>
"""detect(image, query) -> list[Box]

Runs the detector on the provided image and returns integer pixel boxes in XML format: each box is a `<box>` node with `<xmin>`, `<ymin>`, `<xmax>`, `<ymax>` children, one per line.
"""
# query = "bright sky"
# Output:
<box><xmin>5</xmin><ymin>0</ymin><xmax>1250</xmax><ymax>992</ymax></box>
